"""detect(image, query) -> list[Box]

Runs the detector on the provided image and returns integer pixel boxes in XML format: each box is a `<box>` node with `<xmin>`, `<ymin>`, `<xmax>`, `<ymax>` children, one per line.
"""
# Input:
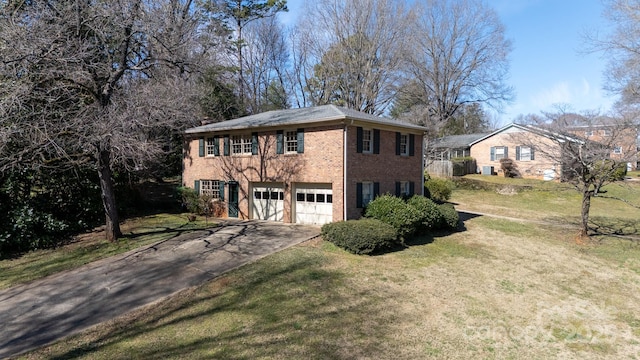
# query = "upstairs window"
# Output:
<box><xmin>285</xmin><ymin>130</ymin><xmax>298</xmax><ymax>153</ymax></box>
<box><xmin>205</xmin><ymin>137</ymin><xmax>216</xmax><ymax>156</ymax></box>
<box><xmin>362</xmin><ymin>129</ymin><xmax>372</xmax><ymax>153</ymax></box>
<box><xmin>231</xmin><ymin>135</ymin><xmax>252</xmax><ymax>155</ymax></box>
<box><xmin>399</xmin><ymin>134</ymin><xmax>409</xmax><ymax>155</ymax></box>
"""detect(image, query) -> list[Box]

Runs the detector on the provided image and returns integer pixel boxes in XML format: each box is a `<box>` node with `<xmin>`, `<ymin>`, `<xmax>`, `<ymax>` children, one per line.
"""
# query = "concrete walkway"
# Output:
<box><xmin>0</xmin><ymin>220</ymin><xmax>320</xmax><ymax>358</ymax></box>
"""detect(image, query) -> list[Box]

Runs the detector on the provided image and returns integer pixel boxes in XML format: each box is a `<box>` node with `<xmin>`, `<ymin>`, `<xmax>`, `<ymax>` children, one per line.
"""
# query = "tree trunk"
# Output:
<box><xmin>580</xmin><ymin>189</ymin><xmax>592</xmax><ymax>237</ymax></box>
<box><xmin>98</xmin><ymin>149</ymin><xmax>122</xmax><ymax>242</ymax></box>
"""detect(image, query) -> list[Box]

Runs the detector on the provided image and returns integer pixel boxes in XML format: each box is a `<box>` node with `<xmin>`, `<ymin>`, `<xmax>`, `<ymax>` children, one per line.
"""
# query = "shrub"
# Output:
<box><xmin>406</xmin><ymin>195</ymin><xmax>441</xmax><ymax>233</ymax></box>
<box><xmin>424</xmin><ymin>177</ymin><xmax>454</xmax><ymax>203</ymax></box>
<box><xmin>437</xmin><ymin>203</ymin><xmax>459</xmax><ymax>230</ymax></box>
<box><xmin>321</xmin><ymin>219</ymin><xmax>398</xmax><ymax>255</ymax></box>
<box><xmin>500</xmin><ymin>158</ymin><xmax>521</xmax><ymax>178</ymax></box>
<box><xmin>365</xmin><ymin>194</ymin><xmax>422</xmax><ymax>241</ymax></box>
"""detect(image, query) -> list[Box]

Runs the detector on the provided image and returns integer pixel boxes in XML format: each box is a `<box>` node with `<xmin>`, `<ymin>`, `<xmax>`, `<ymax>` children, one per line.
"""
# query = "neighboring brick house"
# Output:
<box><xmin>469</xmin><ymin>123</ymin><xmax>574</xmax><ymax>180</ymax></box>
<box><xmin>567</xmin><ymin>124</ymin><xmax>639</xmax><ymax>170</ymax></box>
<box><xmin>183</xmin><ymin>105</ymin><xmax>426</xmax><ymax>225</ymax></box>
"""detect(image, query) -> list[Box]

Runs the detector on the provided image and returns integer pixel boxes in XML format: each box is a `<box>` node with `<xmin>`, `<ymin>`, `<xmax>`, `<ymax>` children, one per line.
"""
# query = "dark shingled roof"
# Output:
<box><xmin>432</xmin><ymin>133</ymin><xmax>489</xmax><ymax>148</ymax></box>
<box><xmin>185</xmin><ymin>105</ymin><xmax>427</xmax><ymax>134</ymax></box>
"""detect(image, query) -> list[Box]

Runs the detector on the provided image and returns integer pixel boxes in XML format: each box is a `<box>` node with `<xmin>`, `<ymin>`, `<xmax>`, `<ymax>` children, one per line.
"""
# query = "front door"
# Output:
<box><xmin>228</xmin><ymin>182</ymin><xmax>239</xmax><ymax>218</ymax></box>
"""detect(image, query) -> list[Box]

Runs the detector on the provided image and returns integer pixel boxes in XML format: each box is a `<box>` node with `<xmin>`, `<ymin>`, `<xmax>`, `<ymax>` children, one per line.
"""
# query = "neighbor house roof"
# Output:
<box><xmin>469</xmin><ymin>123</ymin><xmax>585</xmax><ymax>146</ymax></box>
<box><xmin>431</xmin><ymin>133</ymin><xmax>489</xmax><ymax>149</ymax></box>
<box><xmin>185</xmin><ymin>105</ymin><xmax>427</xmax><ymax>134</ymax></box>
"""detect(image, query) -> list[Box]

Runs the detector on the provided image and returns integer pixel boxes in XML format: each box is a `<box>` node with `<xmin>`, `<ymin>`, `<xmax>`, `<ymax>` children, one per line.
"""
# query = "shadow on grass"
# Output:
<box><xmin>43</xmin><ymin>251</ymin><xmax>388</xmax><ymax>360</ymax></box>
<box><xmin>589</xmin><ymin>217</ymin><xmax>640</xmax><ymax>240</ymax></box>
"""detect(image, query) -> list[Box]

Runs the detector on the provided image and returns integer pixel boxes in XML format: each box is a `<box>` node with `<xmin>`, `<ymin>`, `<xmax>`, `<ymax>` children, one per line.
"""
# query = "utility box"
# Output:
<box><xmin>482</xmin><ymin>166</ymin><xmax>494</xmax><ymax>175</ymax></box>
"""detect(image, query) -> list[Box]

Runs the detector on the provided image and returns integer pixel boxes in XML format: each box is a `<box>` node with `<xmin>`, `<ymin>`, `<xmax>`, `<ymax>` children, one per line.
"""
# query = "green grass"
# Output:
<box><xmin>12</xmin><ymin>175</ymin><xmax>640</xmax><ymax>359</ymax></box>
<box><xmin>0</xmin><ymin>214</ymin><xmax>215</xmax><ymax>290</ymax></box>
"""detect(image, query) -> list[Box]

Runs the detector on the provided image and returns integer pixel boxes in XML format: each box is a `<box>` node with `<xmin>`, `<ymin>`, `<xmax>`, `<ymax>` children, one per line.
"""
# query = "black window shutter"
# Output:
<box><xmin>213</xmin><ymin>136</ymin><xmax>220</xmax><ymax>156</ymax></box>
<box><xmin>356</xmin><ymin>127</ymin><xmax>363</xmax><ymax>153</ymax></box>
<box><xmin>373</xmin><ymin>129</ymin><xmax>380</xmax><ymax>154</ymax></box>
<box><xmin>516</xmin><ymin>146</ymin><xmax>521</xmax><ymax>160</ymax></box>
<box><xmin>194</xmin><ymin>180</ymin><xmax>200</xmax><ymax>194</ymax></box>
<box><xmin>504</xmin><ymin>146</ymin><xmax>509</xmax><ymax>158</ymax></box>
<box><xmin>409</xmin><ymin>134</ymin><xmax>415</xmax><ymax>156</ymax></box>
<box><xmin>409</xmin><ymin>181</ymin><xmax>415</xmax><ymax>196</ymax></box>
<box><xmin>223</xmin><ymin>136</ymin><xmax>230</xmax><ymax>156</ymax></box>
<box><xmin>356</xmin><ymin>182</ymin><xmax>363</xmax><ymax>208</ymax></box>
<box><xmin>219</xmin><ymin>181</ymin><xmax>225</xmax><ymax>201</ymax></box>
<box><xmin>490</xmin><ymin>147</ymin><xmax>495</xmax><ymax>161</ymax></box>
<box><xmin>277</xmin><ymin>130</ymin><xmax>284</xmax><ymax>154</ymax></box>
<box><xmin>395</xmin><ymin>182</ymin><xmax>401</xmax><ymax>197</ymax></box>
<box><xmin>396</xmin><ymin>132</ymin><xmax>401</xmax><ymax>155</ymax></box>
<box><xmin>373</xmin><ymin>182</ymin><xmax>380</xmax><ymax>198</ymax></box>
<box><xmin>297</xmin><ymin>128</ymin><xmax>304</xmax><ymax>153</ymax></box>
<box><xmin>531</xmin><ymin>147</ymin><xmax>535</xmax><ymax>160</ymax></box>
<box><xmin>252</xmin><ymin>132</ymin><xmax>258</xmax><ymax>155</ymax></box>
<box><xmin>198</xmin><ymin>138</ymin><xmax>204</xmax><ymax>157</ymax></box>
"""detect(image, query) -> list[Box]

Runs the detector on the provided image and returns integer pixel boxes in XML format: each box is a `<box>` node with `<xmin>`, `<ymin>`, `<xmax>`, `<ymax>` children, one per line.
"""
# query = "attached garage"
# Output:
<box><xmin>295</xmin><ymin>184</ymin><xmax>333</xmax><ymax>225</ymax></box>
<box><xmin>252</xmin><ymin>183</ymin><xmax>284</xmax><ymax>221</ymax></box>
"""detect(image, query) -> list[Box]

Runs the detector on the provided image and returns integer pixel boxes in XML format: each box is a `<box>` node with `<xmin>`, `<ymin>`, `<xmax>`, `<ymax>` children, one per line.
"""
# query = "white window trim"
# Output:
<box><xmin>613</xmin><ymin>146</ymin><xmax>623</xmax><ymax>154</ymax></box>
<box><xmin>400</xmin><ymin>134</ymin><xmax>409</xmax><ymax>156</ymax></box>
<box><xmin>231</xmin><ymin>135</ymin><xmax>252</xmax><ymax>155</ymax></box>
<box><xmin>520</xmin><ymin>146</ymin><xmax>532</xmax><ymax>161</ymax></box>
<box><xmin>362</xmin><ymin>129</ymin><xmax>373</xmax><ymax>154</ymax></box>
<box><xmin>362</xmin><ymin>181</ymin><xmax>374</xmax><ymax>207</ymax></box>
<box><xmin>285</xmin><ymin>130</ymin><xmax>298</xmax><ymax>154</ymax></box>
<box><xmin>494</xmin><ymin>146</ymin><xmax>506</xmax><ymax>160</ymax></box>
<box><xmin>400</xmin><ymin>181</ymin><xmax>410</xmax><ymax>197</ymax></box>
<box><xmin>205</xmin><ymin>137</ymin><xmax>216</xmax><ymax>157</ymax></box>
<box><xmin>200</xmin><ymin>180</ymin><xmax>221</xmax><ymax>199</ymax></box>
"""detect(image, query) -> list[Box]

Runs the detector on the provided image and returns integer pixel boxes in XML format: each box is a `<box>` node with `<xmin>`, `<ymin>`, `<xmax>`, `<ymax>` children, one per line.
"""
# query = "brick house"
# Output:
<box><xmin>469</xmin><ymin>123</ymin><xmax>577</xmax><ymax>180</ymax></box>
<box><xmin>182</xmin><ymin>105</ymin><xmax>426</xmax><ymax>225</ymax></box>
<box><xmin>566</xmin><ymin>124</ymin><xmax>639</xmax><ymax>170</ymax></box>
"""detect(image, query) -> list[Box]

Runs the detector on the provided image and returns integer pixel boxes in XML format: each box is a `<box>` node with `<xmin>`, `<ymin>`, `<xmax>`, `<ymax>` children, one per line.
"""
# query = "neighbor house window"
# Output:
<box><xmin>490</xmin><ymin>146</ymin><xmax>508</xmax><ymax>161</ymax></box>
<box><xmin>603</xmin><ymin>129</ymin><xmax>611</xmax><ymax>136</ymax></box>
<box><xmin>400</xmin><ymin>181</ymin><xmax>411</xmax><ymax>197</ymax></box>
<box><xmin>231</xmin><ymin>135</ymin><xmax>252</xmax><ymax>155</ymax></box>
<box><xmin>205</xmin><ymin>137</ymin><xmax>216</xmax><ymax>156</ymax></box>
<box><xmin>399</xmin><ymin>134</ymin><xmax>409</xmax><ymax>156</ymax></box>
<box><xmin>200</xmin><ymin>180</ymin><xmax>221</xmax><ymax>198</ymax></box>
<box><xmin>585</xmin><ymin>130</ymin><xmax>594</xmax><ymax>137</ymax></box>
<box><xmin>362</xmin><ymin>129</ymin><xmax>372</xmax><ymax>153</ymax></box>
<box><xmin>516</xmin><ymin>146</ymin><xmax>533</xmax><ymax>161</ymax></box>
<box><xmin>285</xmin><ymin>130</ymin><xmax>298</xmax><ymax>153</ymax></box>
<box><xmin>613</xmin><ymin>146</ymin><xmax>623</xmax><ymax>154</ymax></box>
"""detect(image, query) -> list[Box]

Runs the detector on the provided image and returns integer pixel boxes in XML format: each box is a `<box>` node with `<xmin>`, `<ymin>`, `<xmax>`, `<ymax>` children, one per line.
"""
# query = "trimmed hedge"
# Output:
<box><xmin>424</xmin><ymin>177</ymin><xmax>454</xmax><ymax>203</ymax></box>
<box><xmin>364</xmin><ymin>194</ymin><xmax>422</xmax><ymax>240</ymax></box>
<box><xmin>437</xmin><ymin>203</ymin><xmax>460</xmax><ymax>230</ymax></box>
<box><xmin>406</xmin><ymin>195</ymin><xmax>441</xmax><ymax>232</ymax></box>
<box><xmin>321</xmin><ymin>219</ymin><xmax>398</xmax><ymax>255</ymax></box>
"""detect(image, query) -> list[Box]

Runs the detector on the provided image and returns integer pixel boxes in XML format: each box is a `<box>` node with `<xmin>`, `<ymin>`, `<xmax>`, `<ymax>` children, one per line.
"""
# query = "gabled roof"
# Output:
<box><xmin>469</xmin><ymin>123</ymin><xmax>585</xmax><ymax>146</ymax></box>
<box><xmin>185</xmin><ymin>105</ymin><xmax>427</xmax><ymax>134</ymax></box>
<box><xmin>432</xmin><ymin>133</ymin><xmax>490</xmax><ymax>149</ymax></box>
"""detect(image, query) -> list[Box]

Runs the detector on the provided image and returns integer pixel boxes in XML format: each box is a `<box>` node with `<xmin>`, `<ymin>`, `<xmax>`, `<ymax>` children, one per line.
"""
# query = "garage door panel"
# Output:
<box><xmin>295</xmin><ymin>185</ymin><xmax>332</xmax><ymax>225</ymax></box>
<box><xmin>253</xmin><ymin>185</ymin><xmax>284</xmax><ymax>222</ymax></box>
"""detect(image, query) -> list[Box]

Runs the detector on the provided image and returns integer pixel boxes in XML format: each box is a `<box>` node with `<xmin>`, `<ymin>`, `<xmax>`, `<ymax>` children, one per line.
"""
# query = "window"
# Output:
<box><xmin>400</xmin><ymin>181</ymin><xmax>410</xmax><ymax>197</ymax></box>
<box><xmin>285</xmin><ymin>130</ymin><xmax>298</xmax><ymax>153</ymax></box>
<box><xmin>603</xmin><ymin>129</ymin><xmax>611</xmax><ymax>136</ymax></box>
<box><xmin>490</xmin><ymin>146</ymin><xmax>508</xmax><ymax>161</ymax></box>
<box><xmin>200</xmin><ymin>180</ymin><xmax>221</xmax><ymax>199</ymax></box>
<box><xmin>361</xmin><ymin>182</ymin><xmax>374</xmax><ymax>206</ymax></box>
<box><xmin>399</xmin><ymin>134</ymin><xmax>409</xmax><ymax>156</ymax></box>
<box><xmin>613</xmin><ymin>146</ymin><xmax>623</xmax><ymax>154</ymax></box>
<box><xmin>205</xmin><ymin>137</ymin><xmax>216</xmax><ymax>156</ymax></box>
<box><xmin>362</xmin><ymin>129</ymin><xmax>372</xmax><ymax>153</ymax></box>
<box><xmin>585</xmin><ymin>130</ymin><xmax>594</xmax><ymax>137</ymax></box>
<box><xmin>231</xmin><ymin>135</ymin><xmax>252</xmax><ymax>155</ymax></box>
<box><xmin>517</xmin><ymin>146</ymin><xmax>533</xmax><ymax>161</ymax></box>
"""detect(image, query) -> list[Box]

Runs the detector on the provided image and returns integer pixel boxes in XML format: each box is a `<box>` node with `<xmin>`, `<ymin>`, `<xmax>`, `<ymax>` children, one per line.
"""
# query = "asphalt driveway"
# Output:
<box><xmin>0</xmin><ymin>220</ymin><xmax>320</xmax><ymax>358</ymax></box>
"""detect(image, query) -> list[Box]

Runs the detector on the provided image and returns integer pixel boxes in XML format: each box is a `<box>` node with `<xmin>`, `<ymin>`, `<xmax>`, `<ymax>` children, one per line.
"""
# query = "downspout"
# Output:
<box><xmin>422</xmin><ymin>132</ymin><xmax>426</xmax><ymax>195</ymax></box>
<box><xmin>343</xmin><ymin>120</ymin><xmax>353</xmax><ymax>221</ymax></box>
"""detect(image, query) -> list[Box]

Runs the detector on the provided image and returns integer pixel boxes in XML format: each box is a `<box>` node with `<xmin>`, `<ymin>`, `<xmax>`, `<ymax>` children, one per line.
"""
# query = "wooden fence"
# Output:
<box><xmin>425</xmin><ymin>159</ymin><xmax>477</xmax><ymax>177</ymax></box>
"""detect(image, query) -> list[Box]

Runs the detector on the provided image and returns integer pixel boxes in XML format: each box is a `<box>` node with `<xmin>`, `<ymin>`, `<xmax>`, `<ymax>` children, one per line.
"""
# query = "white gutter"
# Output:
<box><xmin>343</xmin><ymin>121</ymin><xmax>349</xmax><ymax>221</ymax></box>
<box><xmin>422</xmin><ymin>134</ymin><xmax>426</xmax><ymax>195</ymax></box>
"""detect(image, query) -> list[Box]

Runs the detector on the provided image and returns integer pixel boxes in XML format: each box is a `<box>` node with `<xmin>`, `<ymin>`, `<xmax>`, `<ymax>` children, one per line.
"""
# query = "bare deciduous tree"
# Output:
<box><xmin>0</xmin><ymin>0</ymin><xmax>221</xmax><ymax>241</ymax></box>
<box><xmin>397</xmin><ymin>0</ymin><xmax>513</xmax><ymax>129</ymax></box>
<box><xmin>294</xmin><ymin>0</ymin><xmax>409</xmax><ymax>115</ymax></box>
<box><xmin>515</xmin><ymin>108</ymin><xmax>639</xmax><ymax>238</ymax></box>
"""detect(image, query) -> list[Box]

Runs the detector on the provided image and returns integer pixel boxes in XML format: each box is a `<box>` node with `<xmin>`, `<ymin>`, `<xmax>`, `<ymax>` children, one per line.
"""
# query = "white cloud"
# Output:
<box><xmin>531</xmin><ymin>82</ymin><xmax>572</xmax><ymax>109</ymax></box>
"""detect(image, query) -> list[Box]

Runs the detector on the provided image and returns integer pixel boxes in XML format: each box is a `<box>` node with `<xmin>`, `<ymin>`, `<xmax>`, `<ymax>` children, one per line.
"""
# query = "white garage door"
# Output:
<box><xmin>252</xmin><ymin>184</ymin><xmax>284</xmax><ymax>221</ymax></box>
<box><xmin>295</xmin><ymin>185</ymin><xmax>333</xmax><ymax>225</ymax></box>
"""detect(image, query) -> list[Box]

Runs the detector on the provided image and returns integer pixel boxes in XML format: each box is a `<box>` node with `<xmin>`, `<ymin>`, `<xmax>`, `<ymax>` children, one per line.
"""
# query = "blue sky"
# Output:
<box><xmin>280</xmin><ymin>0</ymin><xmax>616</xmax><ymax>125</ymax></box>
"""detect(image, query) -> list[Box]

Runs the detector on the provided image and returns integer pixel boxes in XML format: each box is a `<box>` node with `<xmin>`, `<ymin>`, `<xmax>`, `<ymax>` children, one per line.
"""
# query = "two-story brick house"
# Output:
<box><xmin>183</xmin><ymin>105</ymin><xmax>426</xmax><ymax>225</ymax></box>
